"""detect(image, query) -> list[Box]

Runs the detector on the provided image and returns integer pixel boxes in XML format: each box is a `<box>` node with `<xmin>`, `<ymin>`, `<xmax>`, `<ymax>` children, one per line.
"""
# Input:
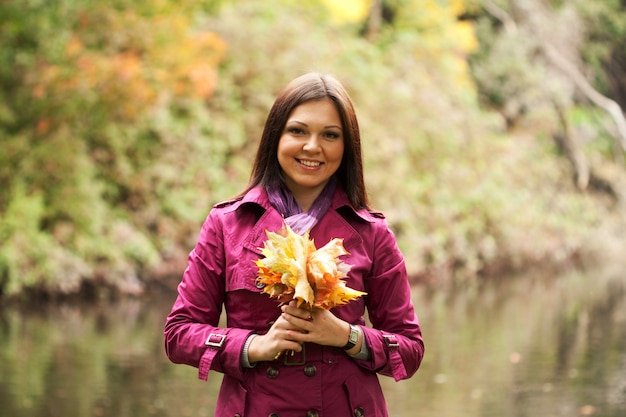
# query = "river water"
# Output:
<box><xmin>0</xmin><ymin>268</ymin><xmax>624</xmax><ymax>417</ymax></box>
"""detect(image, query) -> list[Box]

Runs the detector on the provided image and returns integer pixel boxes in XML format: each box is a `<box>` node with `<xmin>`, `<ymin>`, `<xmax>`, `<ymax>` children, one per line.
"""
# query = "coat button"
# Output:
<box><xmin>233</xmin><ymin>415</ymin><xmax>241</xmax><ymax>417</ymax></box>
<box><xmin>269</xmin><ymin>414</ymin><xmax>279</xmax><ymax>417</ymax></box>
<box><xmin>266</xmin><ymin>366</ymin><xmax>279</xmax><ymax>379</ymax></box>
<box><xmin>354</xmin><ymin>407</ymin><xmax>365</xmax><ymax>417</ymax></box>
<box><xmin>306</xmin><ymin>410</ymin><xmax>319</xmax><ymax>417</ymax></box>
<box><xmin>255</xmin><ymin>281</ymin><xmax>266</xmax><ymax>289</ymax></box>
<box><xmin>303</xmin><ymin>364</ymin><xmax>317</xmax><ymax>377</ymax></box>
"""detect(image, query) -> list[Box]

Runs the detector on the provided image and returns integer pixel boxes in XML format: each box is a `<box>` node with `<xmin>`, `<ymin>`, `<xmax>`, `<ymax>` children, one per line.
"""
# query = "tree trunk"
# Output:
<box><xmin>364</xmin><ymin>0</ymin><xmax>383</xmax><ymax>41</ymax></box>
<box><xmin>552</xmin><ymin>101</ymin><xmax>589</xmax><ymax>190</ymax></box>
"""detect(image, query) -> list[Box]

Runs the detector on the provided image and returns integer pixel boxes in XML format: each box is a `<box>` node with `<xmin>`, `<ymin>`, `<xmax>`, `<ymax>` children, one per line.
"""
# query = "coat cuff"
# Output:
<box><xmin>197</xmin><ymin>328</ymin><xmax>252</xmax><ymax>381</ymax></box>
<box><xmin>359</xmin><ymin>327</ymin><xmax>409</xmax><ymax>381</ymax></box>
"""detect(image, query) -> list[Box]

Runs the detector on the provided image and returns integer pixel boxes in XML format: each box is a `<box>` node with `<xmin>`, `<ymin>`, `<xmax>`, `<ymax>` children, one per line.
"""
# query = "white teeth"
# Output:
<box><xmin>299</xmin><ymin>160</ymin><xmax>321</xmax><ymax>167</ymax></box>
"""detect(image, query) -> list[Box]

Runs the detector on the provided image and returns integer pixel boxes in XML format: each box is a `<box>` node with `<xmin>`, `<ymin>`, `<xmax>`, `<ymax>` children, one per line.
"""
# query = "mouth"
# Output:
<box><xmin>297</xmin><ymin>159</ymin><xmax>322</xmax><ymax>168</ymax></box>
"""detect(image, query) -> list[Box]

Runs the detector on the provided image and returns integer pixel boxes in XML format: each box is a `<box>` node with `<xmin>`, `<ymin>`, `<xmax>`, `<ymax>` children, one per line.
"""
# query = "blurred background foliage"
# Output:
<box><xmin>1</xmin><ymin>0</ymin><xmax>626</xmax><ymax>299</ymax></box>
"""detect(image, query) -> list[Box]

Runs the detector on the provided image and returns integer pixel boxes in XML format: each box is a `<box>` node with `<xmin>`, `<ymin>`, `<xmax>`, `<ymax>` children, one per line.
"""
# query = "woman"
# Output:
<box><xmin>164</xmin><ymin>72</ymin><xmax>424</xmax><ymax>417</ymax></box>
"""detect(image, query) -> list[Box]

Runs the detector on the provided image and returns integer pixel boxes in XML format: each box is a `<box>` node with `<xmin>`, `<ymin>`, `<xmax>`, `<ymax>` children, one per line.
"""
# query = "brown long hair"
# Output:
<box><xmin>245</xmin><ymin>72</ymin><xmax>369</xmax><ymax>209</ymax></box>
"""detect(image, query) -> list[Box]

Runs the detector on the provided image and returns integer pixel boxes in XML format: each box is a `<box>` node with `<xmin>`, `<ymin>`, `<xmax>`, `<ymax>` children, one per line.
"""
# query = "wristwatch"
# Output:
<box><xmin>342</xmin><ymin>324</ymin><xmax>359</xmax><ymax>350</ymax></box>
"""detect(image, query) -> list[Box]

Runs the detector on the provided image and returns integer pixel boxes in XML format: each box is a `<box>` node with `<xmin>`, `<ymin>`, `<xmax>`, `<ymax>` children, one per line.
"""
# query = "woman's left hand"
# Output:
<box><xmin>280</xmin><ymin>300</ymin><xmax>351</xmax><ymax>348</ymax></box>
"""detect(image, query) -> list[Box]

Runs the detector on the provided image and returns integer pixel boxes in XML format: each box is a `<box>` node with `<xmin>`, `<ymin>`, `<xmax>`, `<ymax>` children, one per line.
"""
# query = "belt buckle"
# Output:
<box><xmin>383</xmin><ymin>334</ymin><xmax>399</xmax><ymax>350</ymax></box>
<box><xmin>205</xmin><ymin>333</ymin><xmax>226</xmax><ymax>348</ymax></box>
<box><xmin>283</xmin><ymin>344</ymin><xmax>306</xmax><ymax>366</ymax></box>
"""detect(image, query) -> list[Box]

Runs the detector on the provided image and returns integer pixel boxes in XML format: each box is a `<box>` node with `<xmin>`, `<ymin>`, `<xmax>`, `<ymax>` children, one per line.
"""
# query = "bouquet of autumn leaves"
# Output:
<box><xmin>255</xmin><ymin>223</ymin><xmax>366</xmax><ymax>310</ymax></box>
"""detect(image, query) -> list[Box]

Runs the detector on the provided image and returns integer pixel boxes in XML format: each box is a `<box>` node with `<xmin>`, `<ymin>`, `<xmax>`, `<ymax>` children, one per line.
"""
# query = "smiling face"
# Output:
<box><xmin>277</xmin><ymin>98</ymin><xmax>344</xmax><ymax>211</ymax></box>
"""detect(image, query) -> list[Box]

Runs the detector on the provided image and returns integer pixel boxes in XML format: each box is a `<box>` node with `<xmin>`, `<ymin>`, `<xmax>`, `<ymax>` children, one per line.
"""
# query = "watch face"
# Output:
<box><xmin>343</xmin><ymin>324</ymin><xmax>359</xmax><ymax>350</ymax></box>
<box><xmin>343</xmin><ymin>325</ymin><xmax>359</xmax><ymax>350</ymax></box>
<box><xmin>349</xmin><ymin>326</ymin><xmax>358</xmax><ymax>343</ymax></box>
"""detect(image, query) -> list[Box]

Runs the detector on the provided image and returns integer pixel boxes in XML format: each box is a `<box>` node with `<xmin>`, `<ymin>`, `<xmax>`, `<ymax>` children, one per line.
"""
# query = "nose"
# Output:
<box><xmin>302</xmin><ymin>134</ymin><xmax>321</xmax><ymax>152</ymax></box>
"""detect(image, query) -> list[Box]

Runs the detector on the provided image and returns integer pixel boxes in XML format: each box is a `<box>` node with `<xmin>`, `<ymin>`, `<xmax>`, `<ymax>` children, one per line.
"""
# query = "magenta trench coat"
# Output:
<box><xmin>164</xmin><ymin>186</ymin><xmax>424</xmax><ymax>417</ymax></box>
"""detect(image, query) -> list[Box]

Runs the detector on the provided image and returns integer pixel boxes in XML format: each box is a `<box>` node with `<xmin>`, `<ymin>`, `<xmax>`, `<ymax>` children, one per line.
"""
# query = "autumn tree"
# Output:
<box><xmin>0</xmin><ymin>0</ymin><xmax>226</xmax><ymax>296</ymax></box>
<box><xmin>469</xmin><ymin>0</ymin><xmax>626</xmax><ymax>197</ymax></box>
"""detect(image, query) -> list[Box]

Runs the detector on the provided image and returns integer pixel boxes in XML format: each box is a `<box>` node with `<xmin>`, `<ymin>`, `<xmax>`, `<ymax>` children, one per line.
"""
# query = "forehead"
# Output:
<box><xmin>287</xmin><ymin>98</ymin><xmax>341</xmax><ymax>122</ymax></box>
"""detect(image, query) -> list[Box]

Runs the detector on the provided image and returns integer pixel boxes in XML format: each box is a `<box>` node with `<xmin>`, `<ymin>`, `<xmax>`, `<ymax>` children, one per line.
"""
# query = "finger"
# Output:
<box><xmin>281</xmin><ymin>315</ymin><xmax>315</xmax><ymax>336</ymax></box>
<box><xmin>281</xmin><ymin>305</ymin><xmax>314</xmax><ymax>321</ymax></box>
<box><xmin>271</xmin><ymin>318</ymin><xmax>302</xmax><ymax>334</ymax></box>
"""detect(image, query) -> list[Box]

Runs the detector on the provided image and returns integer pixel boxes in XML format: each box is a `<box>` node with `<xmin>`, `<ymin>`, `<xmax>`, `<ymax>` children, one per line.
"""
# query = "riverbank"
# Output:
<box><xmin>5</xmin><ymin>216</ymin><xmax>625</xmax><ymax>305</ymax></box>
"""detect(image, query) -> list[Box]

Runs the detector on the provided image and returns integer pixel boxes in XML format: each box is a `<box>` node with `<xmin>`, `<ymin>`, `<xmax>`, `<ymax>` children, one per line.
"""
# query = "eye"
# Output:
<box><xmin>287</xmin><ymin>127</ymin><xmax>305</xmax><ymax>135</ymax></box>
<box><xmin>324</xmin><ymin>131</ymin><xmax>341</xmax><ymax>140</ymax></box>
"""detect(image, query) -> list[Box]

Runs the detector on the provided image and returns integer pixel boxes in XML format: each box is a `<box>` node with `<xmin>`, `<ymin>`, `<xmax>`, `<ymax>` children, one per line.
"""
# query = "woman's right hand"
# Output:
<box><xmin>246</xmin><ymin>312</ymin><xmax>306</xmax><ymax>363</ymax></box>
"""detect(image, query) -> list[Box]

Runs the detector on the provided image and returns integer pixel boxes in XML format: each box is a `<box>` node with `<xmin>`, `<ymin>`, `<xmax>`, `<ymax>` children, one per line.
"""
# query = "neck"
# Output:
<box><xmin>289</xmin><ymin>183</ymin><xmax>327</xmax><ymax>213</ymax></box>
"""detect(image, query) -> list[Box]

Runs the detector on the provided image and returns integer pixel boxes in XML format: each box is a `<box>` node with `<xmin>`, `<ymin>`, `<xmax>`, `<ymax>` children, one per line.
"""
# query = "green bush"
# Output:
<box><xmin>1</xmin><ymin>0</ymin><xmax>625</xmax><ymax>297</ymax></box>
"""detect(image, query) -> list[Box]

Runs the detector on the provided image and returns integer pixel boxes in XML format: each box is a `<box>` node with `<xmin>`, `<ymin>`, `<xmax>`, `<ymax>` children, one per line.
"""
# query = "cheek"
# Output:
<box><xmin>278</xmin><ymin>137</ymin><xmax>296</xmax><ymax>155</ymax></box>
<box><xmin>277</xmin><ymin>139</ymin><xmax>294</xmax><ymax>168</ymax></box>
<box><xmin>331</xmin><ymin>143</ymin><xmax>345</xmax><ymax>163</ymax></box>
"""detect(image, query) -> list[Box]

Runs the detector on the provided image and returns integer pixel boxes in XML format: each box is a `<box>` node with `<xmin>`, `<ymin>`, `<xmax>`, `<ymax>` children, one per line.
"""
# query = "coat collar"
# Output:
<box><xmin>220</xmin><ymin>186</ymin><xmax>380</xmax><ymax>223</ymax></box>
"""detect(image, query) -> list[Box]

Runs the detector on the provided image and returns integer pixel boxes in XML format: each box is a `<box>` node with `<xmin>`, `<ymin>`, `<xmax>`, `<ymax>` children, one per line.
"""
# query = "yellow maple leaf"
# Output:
<box><xmin>255</xmin><ymin>223</ymin><xmax>366</xmax><ymax>309</ymax></box>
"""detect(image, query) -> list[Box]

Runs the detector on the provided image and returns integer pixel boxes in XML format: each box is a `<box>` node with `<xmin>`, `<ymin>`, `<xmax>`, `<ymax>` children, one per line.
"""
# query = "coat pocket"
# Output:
<box><xmin>343</xmin><ymin>371</ymin><xmax>388</xmax><ymax>417</ymax></box>
<box><xmin>215</xmin><ymin>378</ymin><xmax>248</xmax><ymax>417</ymax></box>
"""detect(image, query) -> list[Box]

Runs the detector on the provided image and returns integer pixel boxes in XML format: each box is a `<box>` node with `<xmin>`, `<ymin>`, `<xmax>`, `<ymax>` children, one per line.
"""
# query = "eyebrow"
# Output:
<box><xmin>287</xmin><ymin>120</ymin><xmax>343</xmax><ymax>130</ymax></box>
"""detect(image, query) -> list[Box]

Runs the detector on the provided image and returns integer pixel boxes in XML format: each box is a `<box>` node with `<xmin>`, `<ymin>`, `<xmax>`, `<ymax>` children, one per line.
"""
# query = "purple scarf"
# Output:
<box><xmin>267</xmin><ymin>177</ymin><xmax>337</xmax><ymax>234</ymax></box>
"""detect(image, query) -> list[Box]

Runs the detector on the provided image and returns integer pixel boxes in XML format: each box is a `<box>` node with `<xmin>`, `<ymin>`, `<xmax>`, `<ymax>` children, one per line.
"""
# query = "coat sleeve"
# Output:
<box><xmin>355</xmin><ymin>221</ymin><xmax>425</xmax><ymax>381</ymax></box>
<box><xmin>163</xmin><ymin>211</ymin><xmax>251</xmax><ymax>381</ymax></box>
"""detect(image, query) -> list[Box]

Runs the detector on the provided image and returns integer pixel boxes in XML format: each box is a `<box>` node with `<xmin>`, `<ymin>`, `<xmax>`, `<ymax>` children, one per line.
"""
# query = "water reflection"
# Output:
<box><xmin>0</xmin><ymin>269</ymin><xmax>624</xmax><ymax>417</ymax></box>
